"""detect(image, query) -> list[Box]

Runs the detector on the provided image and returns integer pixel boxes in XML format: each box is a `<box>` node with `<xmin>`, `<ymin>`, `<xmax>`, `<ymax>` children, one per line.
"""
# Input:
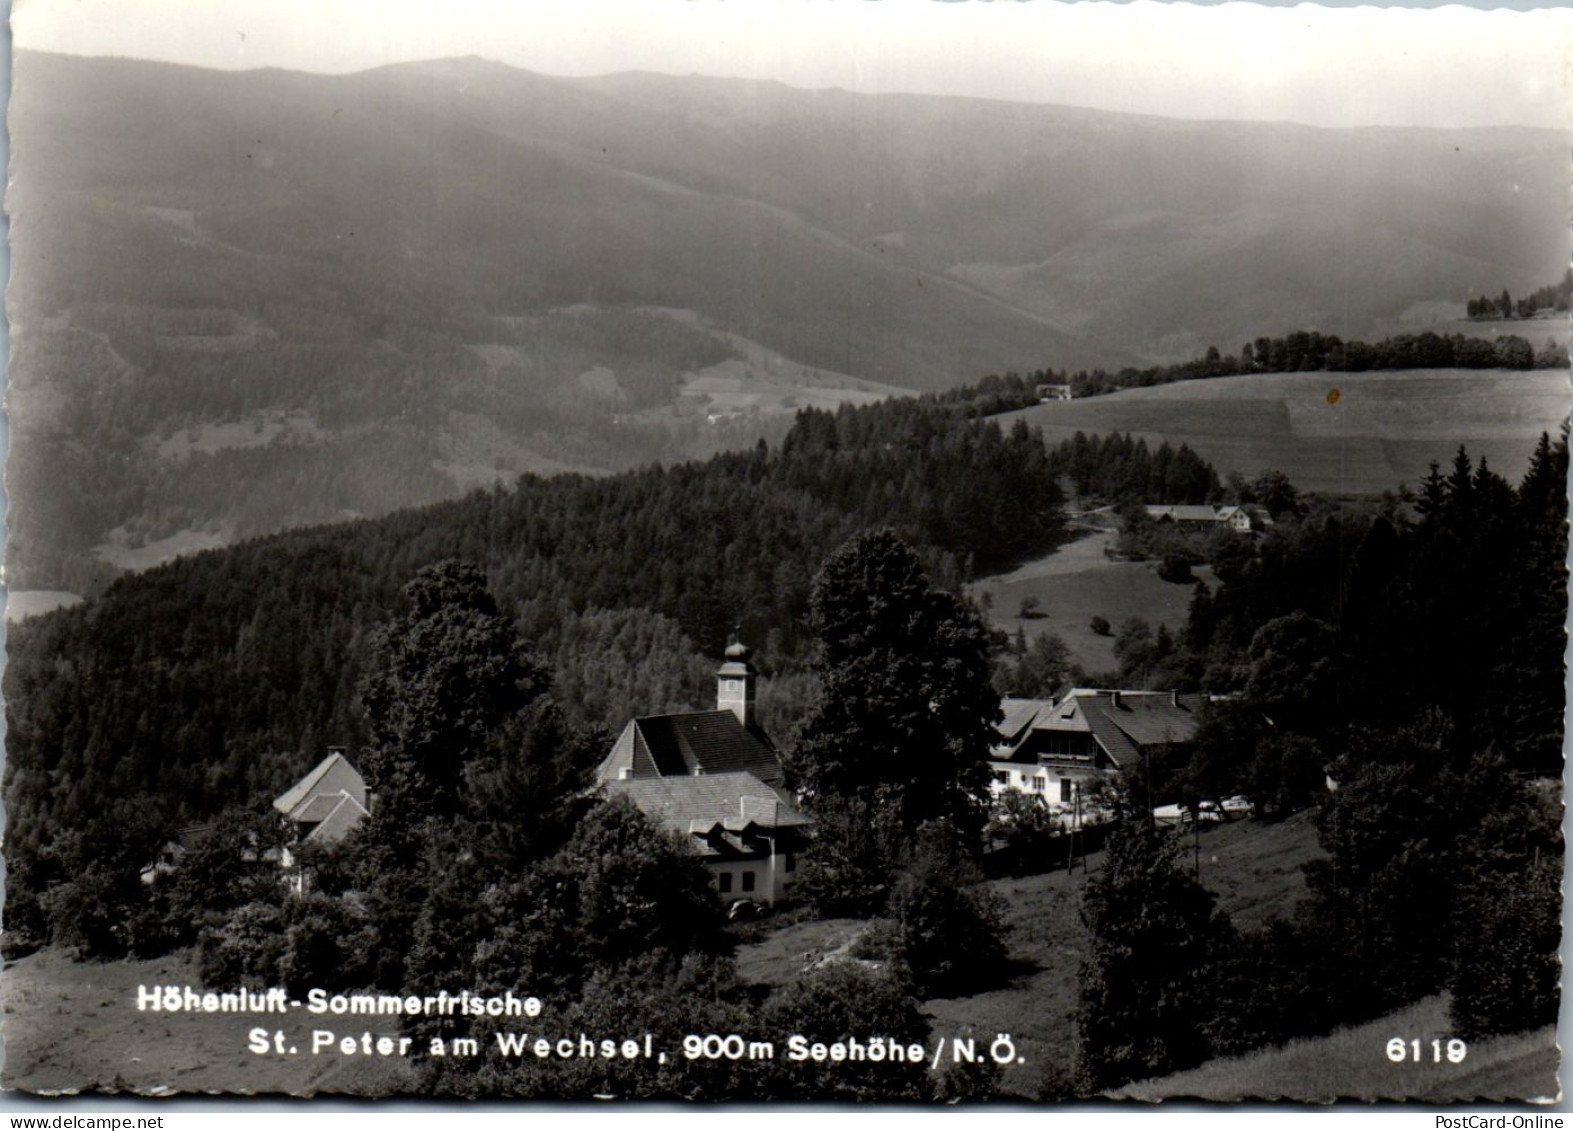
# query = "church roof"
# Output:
<box><xmin>595</xmin><ymin>710</ymin><xmax>783</xmax><ymax>787</ymax></box>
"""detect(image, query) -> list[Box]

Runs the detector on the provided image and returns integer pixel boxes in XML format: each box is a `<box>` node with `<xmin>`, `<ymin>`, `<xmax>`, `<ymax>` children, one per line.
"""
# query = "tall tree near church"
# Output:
<box><xmin>359</xmin><ymin>559</ymin><xmax>550</xmax><ymax>823</ymax></box>
<box><xmin>790</xmin><ymin>529</ymin><xmax>999</xmax><ymax>843</ymax></box>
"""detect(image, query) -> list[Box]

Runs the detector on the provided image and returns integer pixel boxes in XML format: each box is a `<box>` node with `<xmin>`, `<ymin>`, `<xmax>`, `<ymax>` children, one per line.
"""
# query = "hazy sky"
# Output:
<box><xmin>11</xmin><ymin>0</ymin><xmax>1573</xmax><ymax>130</ymax></box>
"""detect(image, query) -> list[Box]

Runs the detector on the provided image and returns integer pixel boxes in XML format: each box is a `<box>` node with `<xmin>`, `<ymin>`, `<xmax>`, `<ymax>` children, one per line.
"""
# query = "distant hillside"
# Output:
<box><xmin>1001</xmin><ymin>369</ymin><xmax>1573</xmax><ymax>495</ymax></box>
<box><xmin>9</xmin><ymin>50</ymin><xmax>1566</xmax><ymax>589</ymax></box>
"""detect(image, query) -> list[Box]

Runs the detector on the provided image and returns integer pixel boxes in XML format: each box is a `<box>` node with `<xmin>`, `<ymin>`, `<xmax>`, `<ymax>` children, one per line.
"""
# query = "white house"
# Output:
<box><xmin>1145</xmin><ymin>503</ymin><xmax>1272</xmax><ymax>532</ymax></box>
<box><xmin>990</xmin><ymin>689</ymin><xmax>1207</xmax><ymax>819</ymax></box>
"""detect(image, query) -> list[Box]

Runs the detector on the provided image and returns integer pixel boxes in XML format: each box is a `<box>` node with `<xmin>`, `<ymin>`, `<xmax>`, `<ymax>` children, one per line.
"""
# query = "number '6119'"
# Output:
<box><xmin>1387</xmin><ymin>1038</ymin><xmax>1467</xmax><ymax>1063</ymax></box>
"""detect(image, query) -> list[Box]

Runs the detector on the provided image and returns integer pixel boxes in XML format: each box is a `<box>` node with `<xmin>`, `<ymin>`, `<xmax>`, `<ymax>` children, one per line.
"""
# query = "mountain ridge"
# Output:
<box><xmin>7</xmin><ymin>49</ymin><xmax>1565</xmax><ymax>591</ymax></box>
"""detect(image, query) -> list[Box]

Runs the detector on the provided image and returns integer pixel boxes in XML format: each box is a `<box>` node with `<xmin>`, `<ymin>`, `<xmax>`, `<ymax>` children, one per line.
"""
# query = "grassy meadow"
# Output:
<box><xmin>1120</xmin><ymin>994</ymin><xmax>1560</xmax><ymax>1103</ymax></box>
<box><xmin>970</xmin><ymin>528</ymin><xmax>1216</xmax><ymax>675</ymax></box>
<box><xmin>739</xmin><ymin>810</ymin><xmax>1326</xmax><ymax>1099</ymax></box>
<box><xmin>0</xmin><ymin>949</ymin><xmax>415</xmax><ymax>1096</ymax></box>
<box><xmin>1003</xmin><ymin>369</ymin><xmax>1572</xmax><ymax>496</ymax></box>
<box><xmin>7</xmin><ymin>813</ymin><xmax>1321</xmax><ymax>1099</ymax></box>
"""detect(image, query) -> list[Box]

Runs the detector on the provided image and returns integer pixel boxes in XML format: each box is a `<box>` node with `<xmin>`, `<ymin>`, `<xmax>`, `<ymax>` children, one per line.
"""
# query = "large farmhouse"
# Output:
<box><xmin>273</xmin><ymin>748</ymin><xmax>370</xmax><ymax>890</ymax></box>
<box><xmin>1145</xmin><ymin>503</ymin><xmax>1271</xmax><ymax>533</ymax></box>
<box><xmin>595</xmin><ymin>641</ymin><xmax>809</xmax><ymax>905</ymax></box>
<box><xmin>990</xmin><ymin>689</ymin><xmax>1206</xmax><ymax>815</ymax></box>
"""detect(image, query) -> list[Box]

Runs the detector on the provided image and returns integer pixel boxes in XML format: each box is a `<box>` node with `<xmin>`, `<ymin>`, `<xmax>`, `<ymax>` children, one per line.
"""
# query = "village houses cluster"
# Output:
<box><xmin>158</xmin><ymin>639</ymin><xmax>1207</xmax><ymax>902</ymax></box>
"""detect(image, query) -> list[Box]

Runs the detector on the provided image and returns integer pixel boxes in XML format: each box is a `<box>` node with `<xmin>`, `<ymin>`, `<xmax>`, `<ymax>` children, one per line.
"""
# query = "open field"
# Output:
<box><xmin>970</xmin><ymin>529</ymin><xmax>1216</xmax><ymax>674</ymax></box>
<box><xmin>5</xmin><ymin>590</ymin><xmax>84</xmax><ymax>622</ymax></box>
<box><xmin>1121</xmin><ymin>994</ymin><xmax>1560</xmax><ymax>1103</ymax></box>
<box><xmin>1003</xmin><ymin>369</ymin><xmax>1572</xmax><ymax>495</ymax></box>
<box><xmin>1372</xmin><ymin>311</ymin><xmax>1569</xmax><ymax>348</ymax></box>
<box><xmin>736</xmin><ymin>811</ymin><xmax>1324</xmax><ymax>1099</ymax></box>
<box><xmin>154</xmin><ymin>411</ymin><xmax>325</xmax><ymax>461</ymax></box>
<box><xmin>0</xmin><ymin>949</ymin><xmax>415</xmax><ymax>1096</ymax></box>
<box><xmin>94</xmin><ymin>529</ymin><xmax>230</xmax><ymax>573</ymax></box>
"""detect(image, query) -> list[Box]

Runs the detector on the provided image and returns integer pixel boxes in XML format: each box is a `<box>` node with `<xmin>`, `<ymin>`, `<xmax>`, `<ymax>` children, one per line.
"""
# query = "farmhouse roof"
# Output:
<box><xmin>274</xmin><ymin>750</ymin><xmax>367</xmax><ymax>820</ymax></box>
<box><xmin>1145</xmin><ymin>504</ymin><xmax>1221</xmax><ymax>523</ymax></box>
<box><xmin>994</xmin><ymin>689</ymin><xmax>1205</xmax><ymax>769</ymax></box>
<box><xmin>273</xmin><ymin>750</ymin><xmax>370</xmax><ymax>847</ymax></box>
<box><xmin>595</xmin><ymin>710</ymin><xmax>783</xmax><ymax>787</ymax></box>
<box><xmin>302</xmin><ymin>792</ymin><xmax>371</xmax><ymax>845</ymax></box>
<box><xmin>1074</xmin><ymin>691</ymin><xmax>1206</xmax><ymax>768</ymax></box>
<box><xmin>997</xmin><ymin>697</ymin><xmax>1060</xmax><ymax>746</ymax></box>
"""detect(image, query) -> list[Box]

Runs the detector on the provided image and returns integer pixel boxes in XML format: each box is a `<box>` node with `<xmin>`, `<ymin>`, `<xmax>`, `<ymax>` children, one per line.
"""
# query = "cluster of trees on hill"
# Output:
<box><xmin>939</xmin><ymin>326</ymin><xmax>1568</xmax><ymax>412</ymax></box>
<box><xmin>1066</xmin><ymin>329</ymin><xmax>1564</xmax><ymax>398</ymax></box>
<box><xmin>1052</xmin><ymin>433</ymin><xmax>1221</xmax><ymax>506</ymax></box>
<box><xmin>1073</xmin><ymin>716</ymin><xmax>1561</xmax><ymax>1093</ymax></box>
<box><xmin>1467</xmin><ymin>269</ymin><xmax>1573</xmax><ymax>320</ymax></box>
<box><xmin>5</xmin><ymin>305</ymin><xmax>785</xmax><ymax>591</ymax></box>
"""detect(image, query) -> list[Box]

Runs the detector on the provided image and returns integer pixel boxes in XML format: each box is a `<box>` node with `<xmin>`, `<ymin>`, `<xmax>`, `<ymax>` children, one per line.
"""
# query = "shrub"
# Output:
<box><xmin>1157</xmin><ymin>553</ymin><xmax>1194</xmax><ymax>584</ymax></box>
<box><xmin>1076</xmin><ymin>820</ymin><xmax>1235</xmax><ymax>1092</ymax></box>
<box><xmin>1449</xmin><ymin>855</ymin><xmax>1562</xmax><ymax>1039</ymax></box>
<box><xmin>887</xmin><ymin>823</ymin><xmax>1007</xmax><ymax>998</ymax></box>
<box><xmin>758</xmin><ymin>963</ymin><xmax>931</xmax><ymax>1101</ymax></box>
<box><xmin>198</xmin><ymin>902</ymin><xmax>288</xmax><ymax>988</ymax></box>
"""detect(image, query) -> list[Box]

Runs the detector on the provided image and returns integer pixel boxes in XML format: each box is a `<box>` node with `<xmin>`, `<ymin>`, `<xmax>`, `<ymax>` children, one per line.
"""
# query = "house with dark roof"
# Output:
<box><xmin>990</xmin><ymin>689</ymin><xmax>1207</xmax><ymax>816</ymax></box>
<box><xmin>595</xmin><ymin>641</ymin><xmax>809</xmax><ymax>904</ymax></box>
<box><xmin>273</xmin><ymin>748</ymin><xmax>370</xmax><ymax>889</ymax></box>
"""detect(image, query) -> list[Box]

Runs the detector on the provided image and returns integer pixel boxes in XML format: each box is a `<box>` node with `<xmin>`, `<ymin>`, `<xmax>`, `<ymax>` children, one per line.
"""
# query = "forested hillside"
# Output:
<box><xmin>11</xmin><ymin>50</ymin><xmax>1567</xmax><ymax>591</ymax></box>
<box><xmin>4</xmin><ymin>396</ymin><xmax>1062</xmax><ymax>871</ymax></box>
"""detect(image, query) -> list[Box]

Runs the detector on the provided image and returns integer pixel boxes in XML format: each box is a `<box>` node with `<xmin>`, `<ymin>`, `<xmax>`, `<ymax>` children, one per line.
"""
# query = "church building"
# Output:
<box><xmin>595</xmin><ymin>640</ymin><xmax>810</xmax><ymax>905</ymax></box>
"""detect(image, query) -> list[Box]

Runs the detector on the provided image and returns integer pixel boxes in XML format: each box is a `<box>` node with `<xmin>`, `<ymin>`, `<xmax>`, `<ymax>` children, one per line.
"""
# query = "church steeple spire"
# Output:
<box><xmin>716</xmin><ymin>635</ymin><xmax>757</xmax><ymax>727</ymax></box>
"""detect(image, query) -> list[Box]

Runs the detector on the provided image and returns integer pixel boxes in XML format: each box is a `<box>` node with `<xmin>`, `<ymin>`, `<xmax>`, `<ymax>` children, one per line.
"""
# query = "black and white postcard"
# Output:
<box><xmin>3</xmin><ymin>0</ymin><xmax>1568</xmax><ymax>1104</ymax></box>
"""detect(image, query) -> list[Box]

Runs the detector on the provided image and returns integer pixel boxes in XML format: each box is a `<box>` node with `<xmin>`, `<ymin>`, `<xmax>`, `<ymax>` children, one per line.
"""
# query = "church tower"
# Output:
<box><xmin>716</xmin><ymin>639</ymin><xmax>758</xmax><ymax>728</ymax></box>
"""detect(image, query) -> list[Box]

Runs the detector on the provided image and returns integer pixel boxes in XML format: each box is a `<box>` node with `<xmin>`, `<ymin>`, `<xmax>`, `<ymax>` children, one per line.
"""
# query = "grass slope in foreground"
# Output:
<box><xmin>1119</xmin><ymin>994</ymin><xmax>1559</xmax><ymax>1103</ymax></box>
<box><xmin>1002</xmin><ymin>369</ymin><xmax>1573</xmax><ymax>495</ymax></box>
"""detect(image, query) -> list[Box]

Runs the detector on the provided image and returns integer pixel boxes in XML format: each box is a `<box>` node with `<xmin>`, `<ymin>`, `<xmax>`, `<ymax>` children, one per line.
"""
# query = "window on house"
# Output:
<box><xmin>742</xmin><ymin>871</ymin><xmax>756</xmax><ymax>893</ymax></box>
<box><xmin>718</xmin><ymin>872</ymin><xmax>733</xmax><ymax>894</ymax></box>
<box><xmin>993</xmin><ymin>770</ymin><xmax>1010</xmax><ymax>785</ymax></box>
<box><xmin>1060</xmin><ymin>779</ymin><xmax>1073</xmax><ymax>803</ymax></box>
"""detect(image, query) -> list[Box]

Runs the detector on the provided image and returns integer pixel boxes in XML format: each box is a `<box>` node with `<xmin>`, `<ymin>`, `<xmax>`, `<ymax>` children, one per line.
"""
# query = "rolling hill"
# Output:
<box><xmin>8</xmin><ymin>50</ymin><xmax>1566</xmax><ymax>590</ymax></box>
<box><xmin>1001</xmin><ymin>369</ymin><xmax>1573</xmax><ymax>495</ymax></box>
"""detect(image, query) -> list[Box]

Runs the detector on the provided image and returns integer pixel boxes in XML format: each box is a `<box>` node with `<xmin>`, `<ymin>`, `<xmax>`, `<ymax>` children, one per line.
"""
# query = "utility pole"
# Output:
<box><xmin>1075</xmin><ymin>784</ymin><xmax>1086</xmax><ymax>874</ymax></box>
<box><xmin>1193</xmin><ymin>815</ymin><xmax>1200</xmax><ymax>881</ymax></box>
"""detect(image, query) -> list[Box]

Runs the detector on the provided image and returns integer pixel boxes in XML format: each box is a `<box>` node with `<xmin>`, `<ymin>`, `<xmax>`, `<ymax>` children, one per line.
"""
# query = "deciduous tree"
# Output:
<box><xmin>792</xmin><ymin>529</ymin><xmax>999</xmax><ymax>843</ymax></box>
